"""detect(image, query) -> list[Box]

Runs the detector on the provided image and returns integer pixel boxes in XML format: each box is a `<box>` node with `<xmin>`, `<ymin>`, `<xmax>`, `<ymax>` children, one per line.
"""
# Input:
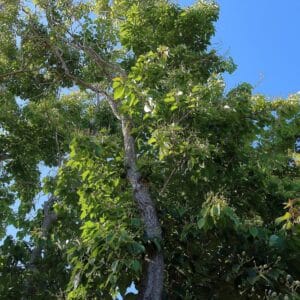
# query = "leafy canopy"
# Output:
<box><xmin>0</xmin><ymin>0</ymin><xmax>299</xmax><ymax>299</ymax></box>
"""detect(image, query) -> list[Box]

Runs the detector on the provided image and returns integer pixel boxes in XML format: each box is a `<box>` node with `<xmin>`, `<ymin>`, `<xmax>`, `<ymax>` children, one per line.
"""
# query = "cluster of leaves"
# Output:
<box><xmin>0</xmin><ymin>0</ymin><xmax>299</xmax><ymax>299</ymax></box>
<box><xmin>61</xmin><ymin>134</ymin><xmax>145</xmax><ymax>299</ymax></box>
<box><xmin>109</xmin><ymin>33</ymin><xmax>300</xmax><ymax>297</ymax></box>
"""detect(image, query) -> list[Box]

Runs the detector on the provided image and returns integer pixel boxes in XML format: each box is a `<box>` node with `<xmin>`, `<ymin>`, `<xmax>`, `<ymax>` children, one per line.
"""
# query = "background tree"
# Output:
<box><xmin>0</xmin><ymin>0</ymin><xmax>299</xmax><ymax>299</ymax></box>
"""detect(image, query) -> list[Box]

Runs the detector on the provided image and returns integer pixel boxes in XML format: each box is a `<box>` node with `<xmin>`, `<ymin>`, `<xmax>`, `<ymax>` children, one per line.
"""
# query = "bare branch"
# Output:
<box><xmin>53</xmin><ymin>47</ymin><xmax>94</xmax><ymax>89</ymax></box>
<box><xmin>52</xmin><ymin>45</ymin><xmax>122</xmax><ymax>120</ymax></box>
<box><xmin>67</xmin><ymin>38</ymin><xmax>126</xmax><ymax>78</ymax></box>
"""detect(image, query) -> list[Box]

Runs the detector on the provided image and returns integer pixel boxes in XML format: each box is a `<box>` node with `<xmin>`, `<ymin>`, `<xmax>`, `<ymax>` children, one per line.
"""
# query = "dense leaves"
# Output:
<box><xmin>0</xmin><ymin>0</ymin><xmax>299</xmax><ymax>299</ymax></box>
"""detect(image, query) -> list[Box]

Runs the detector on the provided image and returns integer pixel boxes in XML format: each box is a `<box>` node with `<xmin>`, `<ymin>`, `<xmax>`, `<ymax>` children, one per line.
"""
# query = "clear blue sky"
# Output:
<box><xmin>179</xmin><ymin>0</ymin><xmax>300</xmax><ymax>98</ymax></box>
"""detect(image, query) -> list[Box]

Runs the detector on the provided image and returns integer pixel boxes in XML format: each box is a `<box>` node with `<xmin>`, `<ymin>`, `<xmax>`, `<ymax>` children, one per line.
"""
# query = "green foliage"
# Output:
<box><xmin>0</xmin><ymin>0</ymin><xmax>299</xmax><ymax>299</ymax></box>
<box><xmin>197</xmin><ymin>192</ymin><xmax>240</xmax><ymax>231</ymax></box>
<box><xmin>59</xmin><ymin>134</ymin><xmax>145</xmax><ymax>299</ymax></box>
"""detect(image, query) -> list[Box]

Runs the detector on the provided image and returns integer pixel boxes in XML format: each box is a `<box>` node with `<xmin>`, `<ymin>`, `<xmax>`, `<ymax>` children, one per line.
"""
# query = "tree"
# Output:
<box><xmin>0</xmin><ymin>0</ymin><xmax>300</xmax><ymax>299</ymax></box>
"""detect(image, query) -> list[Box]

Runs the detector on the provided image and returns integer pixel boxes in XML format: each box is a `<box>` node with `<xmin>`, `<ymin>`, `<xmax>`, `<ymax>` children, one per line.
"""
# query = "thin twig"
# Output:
<box><xmin>159</xmin><ymin>165</ymin><xmax>178</xmax><ymax>196</ymax></box>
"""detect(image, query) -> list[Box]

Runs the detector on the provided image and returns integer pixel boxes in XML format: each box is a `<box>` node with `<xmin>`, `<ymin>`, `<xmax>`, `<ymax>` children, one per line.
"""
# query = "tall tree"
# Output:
<box><xmin>0</xmin><ymin>0</ymin><xmax>299</xmax><ymax>299</ymax></box>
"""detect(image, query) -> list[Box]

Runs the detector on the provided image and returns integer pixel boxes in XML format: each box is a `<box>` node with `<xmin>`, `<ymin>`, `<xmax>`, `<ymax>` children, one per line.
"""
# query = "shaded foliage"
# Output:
<box><xmin>0</xmin><ymin>0</ymin><xmax>299</xmax><ymax>299</ymax></box>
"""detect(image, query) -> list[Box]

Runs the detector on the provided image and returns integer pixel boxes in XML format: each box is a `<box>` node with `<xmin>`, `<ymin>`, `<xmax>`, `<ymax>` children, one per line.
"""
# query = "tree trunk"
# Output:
<box><xmin>28</xmin><ymin>195</ymin><xmax>57</xmax><ymax>269</ymax></box>
<box><xmin>23</xmin><ymin>195</ymin><xmax>57</xmax><ymax>299</ymax></box>
<box><xmin>121</xmin><ymin>118</ymin><xmax>164</xmax><ymax>300</ymax></box>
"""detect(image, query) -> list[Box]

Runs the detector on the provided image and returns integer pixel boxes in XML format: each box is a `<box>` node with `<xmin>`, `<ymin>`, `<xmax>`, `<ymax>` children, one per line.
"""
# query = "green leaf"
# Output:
<box><xmin>283</xmin><ymin>221</ymin><xmax>293</xmax><ymax>230</ymax></box>
<box><xmin>114</xmin><ymin>86</ymin><xmax>125</xmax><ymax>99</ymax></box>
<box><xmin>197</xmin><ymin>218</ymin><xmax>206</xmax><ymax>230</ymax></box>
<box><xmin>130</xmin><ymin>218</ymin><xmax>142</xmax><ymax>228</ymax></box>
<box><xmin>129</xmin><ymin>93</ymin><xmax>139</xmax><ymax>107</ymax></box>
<box><xmin>170</xmin><ymin>104</ymin><xmax>178</xmax><ymax>111</ymax></box>
<box><xmin>275</xmin><ymin>212</ymin><xmax>291</xmax><ymax>224</ymax></box>
<box><xmin>249</xmin><ymin>227</ymin><xmax>258</xmax><ymax>238</ymax></box>
<box><xmin>269</xmin><ymin>234</ymin><xmax>285</xmax><ymax>249</ymax></box>
<box><xmin>148</xmin><ymin>137</ymin><xmax>156</xmax><ymax>144</ymax></box>
<box><xmin>130</xmin><ymin>259</ymin><xmax>141</xmax><ymax>273</ymax></box>
<box><xmin>82</xmin><ymin>170</ymin><xmax>90</xmax><ymax>181</ymax></box>
<box><xmin>111</xmin><ymin>260</ymin><xmax>119</xmax><ymax>273</ymax></box>
<box><xmin>164</xmin><ymin>96</ymin><xmax>175</xmax><ymax>103</ymax></box>
<box><xmin>112</xmin><ymin>77</ymin><xmax>123</xmax><ymax>88</ymax></box>
<box><xmin>129</xmin><ymin>242</ymin><xmax>145</xmax><ymax>255</ymax></box>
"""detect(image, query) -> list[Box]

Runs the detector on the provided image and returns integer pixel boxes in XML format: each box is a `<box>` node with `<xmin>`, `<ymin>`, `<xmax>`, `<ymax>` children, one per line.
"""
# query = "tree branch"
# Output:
<box><xmin>67</xmin><ymin>38</ymin><xmax>126</xmax><ymax>78</ymax></box>
<box><xmin>0</xmin><ymin>69</ymin><xmax>34</xmax><ymax>80</ymax></box>
<box><xmin>159</xmin><ymin>166</ymin><xmax>177</xmax><ymax>196</ymax></box>
<box><xmin>28</xmin><ymin>195</ymin><xmax>58</xmax><ymax>268</ymax></box>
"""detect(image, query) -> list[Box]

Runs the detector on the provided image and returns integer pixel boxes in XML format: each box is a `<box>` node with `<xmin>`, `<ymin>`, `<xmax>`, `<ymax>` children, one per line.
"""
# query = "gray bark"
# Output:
<box><xmin>121</xmin><ymin>118</ymin><xmax>164</xmax><ymax>300</ymax></box>
<box><xmin>137</xmin><ymin>251</ymin><xmax>164</xmax><ymax>300</ymax></box>
<box><xmin>22</xmin><ymin>195</ymin><xmax>57</xmax><ymax>299</ymax></box>
<box><xmin>28</xmin><ymin>195</ymin><xmax>57</xmax><ymax>269</ymax></box>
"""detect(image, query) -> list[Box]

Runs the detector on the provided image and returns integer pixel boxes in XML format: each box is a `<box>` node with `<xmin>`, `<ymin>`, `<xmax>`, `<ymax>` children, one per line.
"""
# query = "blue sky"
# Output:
<box><xmin>180</xmin><ymin>0</ymin><xmax>300</xmax><ymax>98</ymax></box>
